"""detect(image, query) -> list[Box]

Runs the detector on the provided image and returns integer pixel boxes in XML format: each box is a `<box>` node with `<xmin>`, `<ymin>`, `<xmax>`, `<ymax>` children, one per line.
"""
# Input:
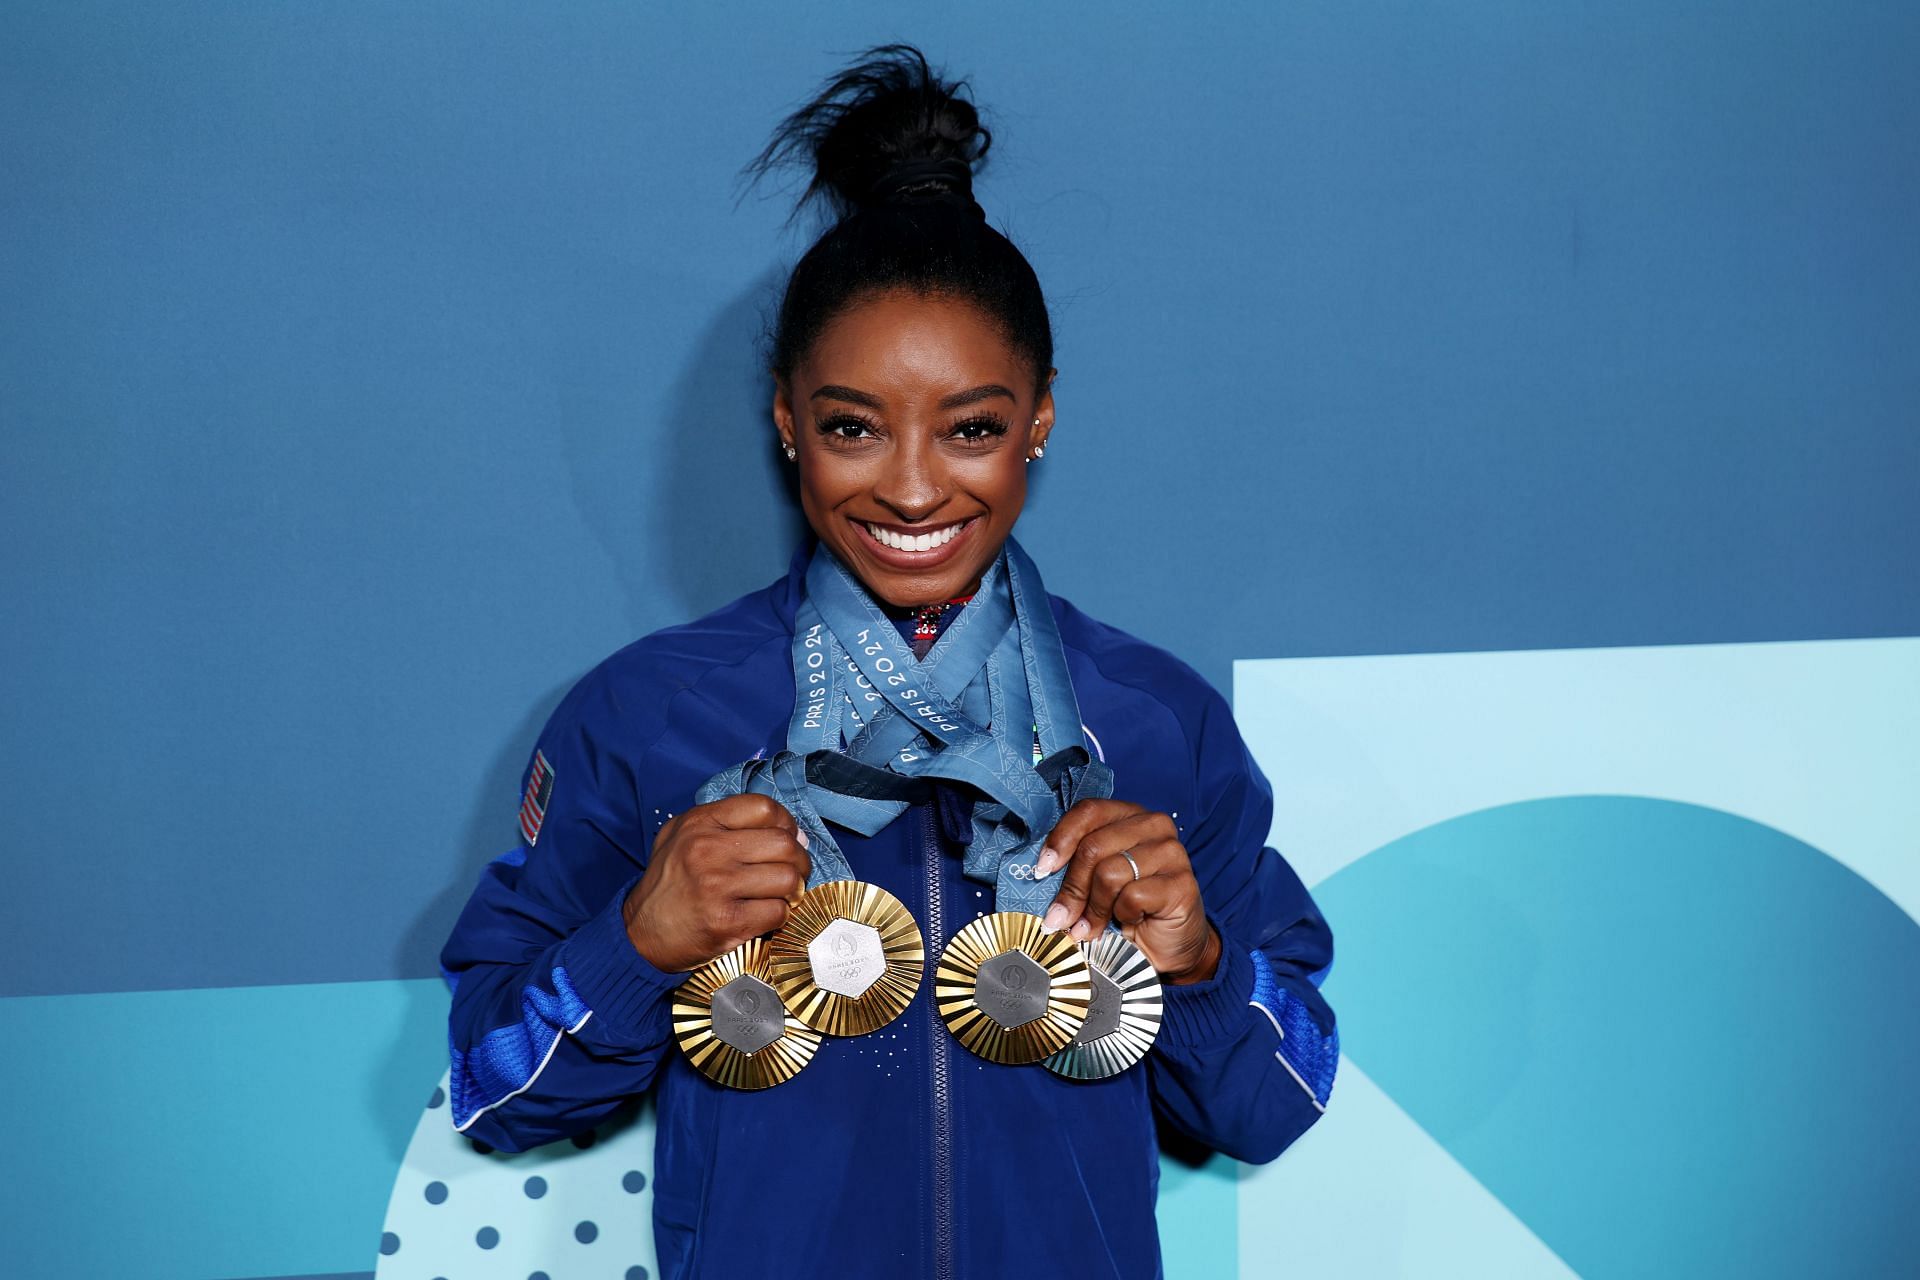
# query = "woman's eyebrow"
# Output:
<box><xmin>938</xmin><ymin>383</ymin><xmax>1016</xmax><ymax>409</ymax></box>
<box><xmin>811</xmin><ymin>384</ymin><xmax>884</xmax><ymax>408</ymax></box>
<box><xmin>809</xmin><ymin>383</ymin><xmax>1016</xmax><ymax>411</ymax></box>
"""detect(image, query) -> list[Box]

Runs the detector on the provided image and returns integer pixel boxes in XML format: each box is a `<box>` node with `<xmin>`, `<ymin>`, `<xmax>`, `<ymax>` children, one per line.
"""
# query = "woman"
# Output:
<box><xmin>440</xmin><ymin>44</ymin><xmax>1338</xmax><ymax>1280</ymax></box>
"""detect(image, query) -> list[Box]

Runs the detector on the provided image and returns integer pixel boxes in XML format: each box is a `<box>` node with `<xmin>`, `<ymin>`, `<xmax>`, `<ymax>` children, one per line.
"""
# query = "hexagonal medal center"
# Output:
<box><xmin>1069</xmin><ymin>965</ymin><xmax>1124</xmax><ymax>1046</ymax></box>
<box><xmin>974</xmin><ymin>949</ymin><xmax>1051</xmax><ymax>1029</ymax></box>
<box><xmin>807</xmin><ymin>917</ymin><xmax>886</xmax><ymax>998</ymax></box>
<box><xmin>709</xmin><ymin>974</ymin><xmax>784</xmax><ymax>1054</ymax></box>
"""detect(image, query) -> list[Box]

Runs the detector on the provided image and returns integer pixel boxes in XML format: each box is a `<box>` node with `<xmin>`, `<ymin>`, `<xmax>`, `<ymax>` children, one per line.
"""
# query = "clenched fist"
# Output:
<box><xmin>621</xmin><ymin>793</ymin><xmax>812</xmax><ymax>972</ymax></box>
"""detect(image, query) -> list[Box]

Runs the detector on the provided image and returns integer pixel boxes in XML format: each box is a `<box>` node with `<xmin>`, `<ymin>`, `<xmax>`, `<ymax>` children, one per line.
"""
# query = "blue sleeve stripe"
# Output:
<box><xmin>1248</xmin><ymin>949</ymin><xmax>1339</xmax><ymax>1112</ymax></box>
<box><xmin>450</xmin><ymin>963</ymin><xmax>593</xmax><ymax>1132</ymax></box>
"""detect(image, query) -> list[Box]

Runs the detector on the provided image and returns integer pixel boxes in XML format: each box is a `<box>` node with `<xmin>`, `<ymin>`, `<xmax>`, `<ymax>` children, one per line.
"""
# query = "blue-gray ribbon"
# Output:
<box><xmin>695</xmin><ymin>535</ymin><xmax>1112</xmax><ymax>915</ymax></box>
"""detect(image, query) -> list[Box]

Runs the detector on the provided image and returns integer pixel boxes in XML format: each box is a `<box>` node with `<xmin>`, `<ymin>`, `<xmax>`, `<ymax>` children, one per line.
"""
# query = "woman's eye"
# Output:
<box><xmin>818</xmin><ymin>414</ymin><xmax>876</xmax><ymax>439</ymax></box>
<box><xmin>951</xmin><ymin>416</ymin><xmax>1010</xmax><ymax>442</ymax></box>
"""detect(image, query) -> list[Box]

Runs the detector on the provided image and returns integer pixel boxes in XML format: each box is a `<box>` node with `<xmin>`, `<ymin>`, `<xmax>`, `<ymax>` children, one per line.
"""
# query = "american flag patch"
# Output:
<box><xmin>519</xmin><ymin>749</ymin><xmax>554</xmax><ymax>846</ymax></box>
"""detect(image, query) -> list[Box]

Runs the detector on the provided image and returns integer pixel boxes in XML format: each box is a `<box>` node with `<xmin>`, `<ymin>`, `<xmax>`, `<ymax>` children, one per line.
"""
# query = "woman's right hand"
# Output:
<box><xmin>620</xmin><ymin>793</ymin><xmax>813</xmax><ymax>972</ymax></box>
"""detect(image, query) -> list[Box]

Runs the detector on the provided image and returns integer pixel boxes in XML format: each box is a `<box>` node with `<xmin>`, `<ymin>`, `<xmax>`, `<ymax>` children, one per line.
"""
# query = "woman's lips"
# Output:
<box><xmin>850</xmin><ymin>515</ymin><xmax>980</xmax><ymax>570</ymax></box>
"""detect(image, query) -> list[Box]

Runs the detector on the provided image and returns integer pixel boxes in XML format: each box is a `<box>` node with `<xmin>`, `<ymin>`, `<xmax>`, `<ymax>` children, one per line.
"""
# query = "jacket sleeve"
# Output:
<box><xmin>439</xmin><ymin>674</ymin><xmax>687</xmax><ymax>1153</ymax></box>
<box><xmin>1145</xmin><ymin>682</ymin><xmax>1339</xmax><ymax>1165</ymax></box>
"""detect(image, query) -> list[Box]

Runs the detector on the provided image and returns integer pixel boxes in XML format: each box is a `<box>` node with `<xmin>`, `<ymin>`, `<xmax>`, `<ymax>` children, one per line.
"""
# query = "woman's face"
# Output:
<box><xmin>774</xmin><ymin>289</ymin><xmax>1053</xmax><ymax>610</ymax></box>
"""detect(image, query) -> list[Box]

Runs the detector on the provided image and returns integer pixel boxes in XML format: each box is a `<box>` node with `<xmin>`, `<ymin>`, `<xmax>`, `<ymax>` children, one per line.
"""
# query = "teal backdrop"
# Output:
<box><xmin>3</xmin><ymin>3</ymin><xmax>1916</xmax><ymax>1277</ymax></box>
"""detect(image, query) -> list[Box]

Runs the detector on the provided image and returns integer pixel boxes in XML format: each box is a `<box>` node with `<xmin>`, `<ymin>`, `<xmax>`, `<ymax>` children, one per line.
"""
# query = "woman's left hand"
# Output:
<box><xmin>1035</xmin><ymin>798</ymin><xmax>1222</xmax><ymax>985</ymax></box>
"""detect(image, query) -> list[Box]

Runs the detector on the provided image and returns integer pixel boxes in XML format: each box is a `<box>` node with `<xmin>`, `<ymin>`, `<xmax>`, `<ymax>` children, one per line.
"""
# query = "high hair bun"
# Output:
<box><xmin>748</xmin><ymin>43</ymin><xmax>992</xmax><ymax>220</ymax></box>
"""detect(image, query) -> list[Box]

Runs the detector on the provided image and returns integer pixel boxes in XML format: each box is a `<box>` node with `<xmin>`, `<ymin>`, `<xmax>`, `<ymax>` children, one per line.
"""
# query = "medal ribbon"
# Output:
<box><xmin>695</xmin><ymin>535</ymin><xmax>1112</xmax><ymax>914</ymax></box>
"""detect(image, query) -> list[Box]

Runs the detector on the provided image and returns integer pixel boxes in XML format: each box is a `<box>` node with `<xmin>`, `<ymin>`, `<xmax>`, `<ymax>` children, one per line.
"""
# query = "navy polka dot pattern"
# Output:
<box><xmin>379</xmin><ymin>1071</ymin><xmax>657</xmax><ymax>1278</ymax></box>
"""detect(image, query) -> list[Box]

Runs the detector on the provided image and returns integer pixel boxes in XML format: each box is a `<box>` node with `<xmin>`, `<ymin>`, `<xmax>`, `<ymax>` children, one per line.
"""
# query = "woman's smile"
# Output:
<box><xmin>853</xmin><ymin>514</ymin><xmax>980</xmax><ymax>567</ymax></box>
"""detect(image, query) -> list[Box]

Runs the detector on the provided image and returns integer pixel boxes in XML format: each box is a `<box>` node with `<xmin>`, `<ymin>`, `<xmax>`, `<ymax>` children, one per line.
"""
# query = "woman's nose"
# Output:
<box><xmin>872</xmin><ymin>444</ymin><xmax>946</xmax><ymax>520</ymax></box>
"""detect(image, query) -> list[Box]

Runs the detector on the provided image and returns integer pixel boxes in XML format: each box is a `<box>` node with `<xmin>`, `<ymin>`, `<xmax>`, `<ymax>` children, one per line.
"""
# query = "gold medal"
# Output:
<box><xmin>1044</xmin><ymin>931</ymin><xmax>1163</xmax><ymax>1080</ymax></box>
<box><xmin>767</xmin><ymin>880</ymin><xmax>924</xmax><ymax>1037</ymax></box>
<box><xmin>673</xmin><ymin>938</ymin><xmax>823</xmax><ymax>1089</ymax></box>
<box><xmin>936</xmin><ymin>911</ymin><xmax>1091</xmax><ymax>1064</ymax></box>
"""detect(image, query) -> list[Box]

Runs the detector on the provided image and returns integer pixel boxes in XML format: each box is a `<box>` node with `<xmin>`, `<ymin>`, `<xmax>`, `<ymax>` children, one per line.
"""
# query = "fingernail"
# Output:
<box><xmin>1034</xmin><ymin>847</ymin><xmax>1059</xmax><ymax>877</ymax></box>
<box><xmin>1041</xmin><ymin>904</ymin><xmax>1070</xmax><ymax>933</ymax></box>
<box><xmin>1069</xmin><ymin>919</ymin><xmax>1091</xmax><ymax>941</ymax></box>
<box><xmin>796</xmin><ymin>830</ymin><xmax>810</xmax><ymax>849</ymax></box>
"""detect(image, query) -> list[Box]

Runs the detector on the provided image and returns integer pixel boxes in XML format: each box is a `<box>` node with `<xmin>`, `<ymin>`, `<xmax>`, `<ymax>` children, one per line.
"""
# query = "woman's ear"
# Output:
<box><xmin>772</xmin><ymin>379</ymin><xmax>796</xmax><ymax>453</ymax></box>
<box><xmin>1031</xmin><ymin>368</ymin><xmax>1058</xmax><ymax>451</ymax></box>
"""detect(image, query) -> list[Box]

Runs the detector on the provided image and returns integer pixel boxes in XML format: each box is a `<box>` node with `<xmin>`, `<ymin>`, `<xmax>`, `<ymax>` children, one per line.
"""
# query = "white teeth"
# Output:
<box><xmin>865</xmin><ymin>520</ymin><xmax>965</xmax><ymax>552</ymax></box>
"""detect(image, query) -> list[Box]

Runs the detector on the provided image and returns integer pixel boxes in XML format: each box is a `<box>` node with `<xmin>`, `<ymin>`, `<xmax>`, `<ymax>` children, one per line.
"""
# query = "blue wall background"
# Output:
<box><xmin>2</xmin><ymin>3</ymin><xmax>1914</xmax><ymax>1277</ymax></box>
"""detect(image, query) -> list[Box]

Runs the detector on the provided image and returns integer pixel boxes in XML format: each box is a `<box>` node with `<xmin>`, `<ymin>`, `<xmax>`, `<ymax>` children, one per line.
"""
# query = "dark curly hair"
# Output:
<box><xmin>747</xmin><ymin>44</ymin><xmax>1053</xmax><ymax>396</ymax></box>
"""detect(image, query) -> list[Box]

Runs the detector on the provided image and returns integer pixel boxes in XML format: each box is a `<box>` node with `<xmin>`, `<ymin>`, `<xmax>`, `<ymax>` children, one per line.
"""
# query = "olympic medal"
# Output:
<box><xmin>674</xmin><ymin>938</ymin><xmax>823</xmax><ymax>1090</ymax></box>
<box><xmin>767</xmin><ymin>880</ymin><xmax>924</xmax><ymax>1036</ymax></box>
<box><xmin>1044</xmin><ymin>931</ymin><xmax>1164</xmax><ymax>1080</ymax></box>
<box><xmin>936</xmin><ymin>911</ymin><xmax>1091</xmax><ymax>1064</ymax></box>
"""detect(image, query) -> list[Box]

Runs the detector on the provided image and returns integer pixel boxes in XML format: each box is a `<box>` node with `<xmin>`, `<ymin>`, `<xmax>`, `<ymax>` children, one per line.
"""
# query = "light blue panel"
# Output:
<box><xmin>1233</xmin><ymin>639</ymin><xmax>1920</xmax><ymax>1276</ymax></box>
<box><xmin>1239</xmin><ymin>1057</ymin><xmax>1575</xmax><ymax>1277</ymax></box>
<box><xmin>1310</xmin><ymin>798</ymin><xmax>1920</xmax><ymax>1277</ymax></box>
<box><xmin>0</xmin><ymin>979</ymin><xmax>447</xmax><ymax>1280</ymax></box>
<box><xmin>1156</xmin><ymin>1153</ymin><xmax>1239</xmax><ymax>1280</ymax></box>
<box><xmin>1233</xmin><ymin>637</ymin><xmax>1920</xmax><ymax>905</ymax></box>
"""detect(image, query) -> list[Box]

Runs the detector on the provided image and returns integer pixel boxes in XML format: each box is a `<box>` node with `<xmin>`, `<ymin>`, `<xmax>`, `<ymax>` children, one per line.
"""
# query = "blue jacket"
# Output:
<box><xmin>440</xmin><ymin>541</ymin><xmax>1339</xmax><ymax>1279</ymax></box>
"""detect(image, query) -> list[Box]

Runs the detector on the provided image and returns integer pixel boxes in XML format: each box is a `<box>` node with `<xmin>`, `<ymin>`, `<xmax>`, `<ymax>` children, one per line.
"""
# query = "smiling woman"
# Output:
<box><xmin>776</xmin><ymin>291</ymin><xmax>1048</xmax><ymax>607</ymax></box>
<box><xmin>438</xmin><ymin>42</ymin><xmax>1339</xmax><ymax>1280</ymax></box>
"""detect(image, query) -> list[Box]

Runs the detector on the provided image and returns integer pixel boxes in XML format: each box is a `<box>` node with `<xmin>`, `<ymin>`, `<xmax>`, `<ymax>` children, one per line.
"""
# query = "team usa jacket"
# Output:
<box><xmin>440</xmin><ymin>540</ymin><xmax>1340</xmax><ymax>1280</ymax></box>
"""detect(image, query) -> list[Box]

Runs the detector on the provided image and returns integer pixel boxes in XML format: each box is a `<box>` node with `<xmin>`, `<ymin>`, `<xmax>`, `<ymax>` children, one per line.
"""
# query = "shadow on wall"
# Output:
<box><xmin>380</xmin><ymin>681</ymin><xmax>568</xmax><ymax>1163</ymax></box>
<box><xmin>557</xmin><ymin>263</ymin><xmax>807</xmax><ymax>631</ymax></box>
<box><xmin>381</xmin><ymin>274</ymin><xmax>804</xmax><ymax>1158</ymax></box>
<box><xmin>650</xmin><ymin>267</ymin><xmax>810</xmax><ymax>618</ymax></box>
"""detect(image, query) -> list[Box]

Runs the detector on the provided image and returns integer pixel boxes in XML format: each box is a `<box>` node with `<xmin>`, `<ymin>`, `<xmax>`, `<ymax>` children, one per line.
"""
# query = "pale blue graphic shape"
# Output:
<box><xmin>1234</xmin><ymin>637</ymin><xmax>1920</xmax><ymax>918</ymax></box>
<box><xmin>1158</xmin><ymin>1152</ymin><xmax>1239</xmax><ymax>1280</ymax></box>
<box><xmin>0</xmin><ymin>978</ymin><xmax>447</xmax><ymax>1280</ymax></box>
<box><xmin>1311</xmin><ymin>797</ymin><xmax>1920</xmax><ymax>1278</ymax></box>
<box><xmin>1241</xmin><ymin>1055</ymin><xmax>1577</xmax><ymax>1277</ymax></box>
<box><xmin>376</xmin><ymin>1070</ymin><xmax>656</xmax><ymax>1279</ymax></box>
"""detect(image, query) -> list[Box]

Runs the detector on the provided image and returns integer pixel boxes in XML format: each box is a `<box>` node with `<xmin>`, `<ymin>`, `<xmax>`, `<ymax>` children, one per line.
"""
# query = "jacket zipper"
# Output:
<box><xmin>922</xmin><ymin>802</ymin><xmax>956</xmax><ymax>1280</ymax></box>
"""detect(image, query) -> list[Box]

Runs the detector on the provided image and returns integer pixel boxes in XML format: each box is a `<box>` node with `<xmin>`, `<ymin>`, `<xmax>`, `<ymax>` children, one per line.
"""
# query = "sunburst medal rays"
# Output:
<box><xmin>1044</xmin><ymin>931</ymin><xmax>1163</xmax><ymax>1080</ymax></box>
<box><xmin>767</xmin><ymin>881</ymin><xmax>925</xmax><ymax>1037</ymax></box>
<box><xmin>673</xmin><ymin>938</ymin><xmax>823</xmax><ymax>1090</ymax></box>
<box><xmin>936</xmin><ymin>911</ymin><xmax>1092</xmax><ymax>1064</ymax></box>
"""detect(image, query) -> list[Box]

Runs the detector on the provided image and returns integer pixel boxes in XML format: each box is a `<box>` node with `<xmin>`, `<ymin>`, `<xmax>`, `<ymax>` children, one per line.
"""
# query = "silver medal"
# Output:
<box><xmin>1043</xmin><ymin>931</ymin><xmax>1163</xmax><ymax>1080</ymax></box>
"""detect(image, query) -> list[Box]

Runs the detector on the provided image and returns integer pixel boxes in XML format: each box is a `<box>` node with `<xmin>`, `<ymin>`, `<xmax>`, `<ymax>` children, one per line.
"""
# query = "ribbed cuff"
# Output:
<box><xmin>1158</xmin><ymin>930</ymin><xmax>1254</xmax><ymax>1049</ymax></box>
<box><xmin>555</xmin><ymin>874</ymin><xmax>687</xmax><ymax>1044</ymax></box>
